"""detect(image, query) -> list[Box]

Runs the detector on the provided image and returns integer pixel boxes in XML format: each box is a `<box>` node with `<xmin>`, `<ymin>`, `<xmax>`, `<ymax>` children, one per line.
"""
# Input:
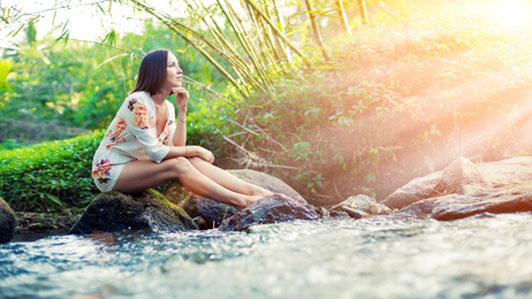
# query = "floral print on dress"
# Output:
<box><xmin>157</xmin><ymin>120</ymin><xmax>175</xmax><ymax>147</ymax></box>
<box><xmin>105</xmin><ymin>118</ymin><xmax>127</xmax><ymax>150</ymax></box>
<box><xmin>92</xmin><ymin>158</ymin><xmax>112</xmax><ymax>184</ymax></box>
<box><xmin>128</xmin><ymin>98</ymin><xmax>149</xmax><ymax>129</ymax></box>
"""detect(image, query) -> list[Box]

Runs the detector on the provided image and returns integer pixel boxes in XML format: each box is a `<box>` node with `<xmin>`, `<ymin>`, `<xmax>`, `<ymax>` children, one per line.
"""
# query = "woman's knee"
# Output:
<box><xmin>168</xmin><ymin>156</ymin><xmax>193</xmax><ymax>176</ymax></box>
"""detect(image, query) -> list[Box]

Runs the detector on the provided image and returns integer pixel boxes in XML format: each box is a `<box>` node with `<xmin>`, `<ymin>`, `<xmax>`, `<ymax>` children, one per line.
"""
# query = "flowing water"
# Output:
<box><xmin>2</xmin><ymin>212</ymin><xmax>532</xmax><ymax>298</ymax></box>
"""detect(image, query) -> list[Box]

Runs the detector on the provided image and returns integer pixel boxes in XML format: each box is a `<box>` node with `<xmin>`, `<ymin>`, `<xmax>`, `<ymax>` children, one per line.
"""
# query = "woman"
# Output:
<box><xmin>91</xmin><ymin>49</ymin><xmax>272</xmax><ymax>210</ymax></box>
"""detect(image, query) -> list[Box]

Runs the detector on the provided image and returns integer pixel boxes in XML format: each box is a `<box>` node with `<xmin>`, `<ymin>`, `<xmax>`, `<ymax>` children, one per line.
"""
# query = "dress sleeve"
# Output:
<box><xmin>121</xmin><ymin>95</ymin><xmax>169</xmax><ymax>163</ymax></box>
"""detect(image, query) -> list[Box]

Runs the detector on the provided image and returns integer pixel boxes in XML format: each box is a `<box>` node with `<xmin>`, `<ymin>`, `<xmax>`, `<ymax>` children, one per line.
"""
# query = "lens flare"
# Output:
<box><xmin>494</xmin><ymin>0</ymin><xmax>531</xmax><ymax>27</ymax></box>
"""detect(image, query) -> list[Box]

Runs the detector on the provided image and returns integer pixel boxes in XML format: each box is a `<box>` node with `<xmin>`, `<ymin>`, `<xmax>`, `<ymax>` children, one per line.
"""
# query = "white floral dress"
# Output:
<box><xmin>91</xmin><ymin>91</ymin><xmax>176</xmax><ymax>192</ymax></box>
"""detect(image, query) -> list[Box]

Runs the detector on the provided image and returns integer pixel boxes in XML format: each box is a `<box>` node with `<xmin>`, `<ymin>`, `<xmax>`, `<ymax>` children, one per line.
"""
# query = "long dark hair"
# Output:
<box><xmin>130</xmin><ymin>49</ymin><xmax>168</xmax><ymax>95</ymax></box>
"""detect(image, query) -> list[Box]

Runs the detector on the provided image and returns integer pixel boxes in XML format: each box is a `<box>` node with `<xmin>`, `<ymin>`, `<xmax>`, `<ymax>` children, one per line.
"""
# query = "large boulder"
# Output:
<box><xmin>383</xmin><ymin>156</ymin><xmax>532</xmax><ymax>209</ymax></box>
<box><xmin>381</xmin><ymin>171</ymin><xmax>442</xmax><ymax>209</ymax></box>
<box><xmin>177</xmin><ymin>169</ymin><xmax>306</xmax><ymax>229</ymax></box>
<box><xmin>219</xmin><ymin>193</ymin><xmax>319</xmax><ymax>231</ymax></box>
<box><xmin>0</xmin><ymin>197</ymin><xmax>16</xmax><ymax>243</ymax></box>
<box><xmin>69</xmin><ymin>189</ymin><xmax>197</xmax><ymax>234</ymax></box>
<box><xmin>384</xmin><ymin>156</ymin><xmax>532</xmax><ymax>220</ymax></box>
<box><xmin>400</xmin><ymin>183</ymin><xmax>532</xmax><ymax>220</ymax></box>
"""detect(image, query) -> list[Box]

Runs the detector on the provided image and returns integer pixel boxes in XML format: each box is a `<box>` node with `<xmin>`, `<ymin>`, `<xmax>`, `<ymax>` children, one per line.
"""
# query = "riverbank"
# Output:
<box><xmin>13</xmin><ymin>211</ymin><xmax>80</xmax><ymax>242</ymax></box>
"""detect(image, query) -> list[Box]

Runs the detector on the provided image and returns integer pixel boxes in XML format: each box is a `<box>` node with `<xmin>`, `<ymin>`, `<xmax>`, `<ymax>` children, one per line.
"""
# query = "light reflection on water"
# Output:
<box><xmin>2</xmin><ymin>212</ymin><xmax>532</xmax><ymax>298</ymax></box>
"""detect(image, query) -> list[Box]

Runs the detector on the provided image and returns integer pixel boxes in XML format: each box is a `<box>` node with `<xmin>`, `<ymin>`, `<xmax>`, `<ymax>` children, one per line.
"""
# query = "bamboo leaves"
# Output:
<box><xmin>124</xmin><ymin>0</ymin><xmax>370</xmax><ymax>99</ymax></box>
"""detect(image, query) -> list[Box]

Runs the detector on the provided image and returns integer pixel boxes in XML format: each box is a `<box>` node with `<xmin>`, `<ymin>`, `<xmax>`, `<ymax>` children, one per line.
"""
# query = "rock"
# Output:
<box><xmin>219</xmin><ymin>193</ymin><xmax>319</xmax><ymax>231</ymax></box>
<box><xmin>0</xmin><ymin>197</ymin><xmax>16</xmax><ymax>243</ymax></box>
<box><xmin>69</xmin><ymin>189</ymin><xmax>197</xmax><ymax>234</ymax></box>
<box><xmin>328</xmin><ymin>210</ymin><xmax>351</xmax><ymax>218</ymax></box>
<box><xmin>400</xmin><ymin>183</ymin><xmax>532</xmax><ymax>220</ymax></box>
<box><xmin>381</xmin><ymin>171</ymin><xmax>442</xmax><ymax>209</ymax></box>
<box><xmin>382</xmin><ymin>156</ymin><xmax>532</xmax><ymax>210</ymax></box>
<box><xmin>162</xmin><ymin>181</ymin><xmax>187</xmax><ymax>205</ymax></box>
<box><xmin>330</xmin><ymin>194</ymin><xmax>392</xmax><ymax>218</ymax></box>
<box><xmin>15</xmin><ymin>212</ymin><xmax>78</xmax><ymax>235</ymax></box>
<box><xmin>389</xmin><ymin>156</ymin><xmax>532</xmax><ymax>220</ymax></box>
<box><xmin>439</xmin><ymin>157</ymin><xmax>491</xmax><ymax>194</ymax></box>
<box><xmin>179</xmin><ymin>169</ymin><xmax>306</xmax><ymax>229</ymax></box>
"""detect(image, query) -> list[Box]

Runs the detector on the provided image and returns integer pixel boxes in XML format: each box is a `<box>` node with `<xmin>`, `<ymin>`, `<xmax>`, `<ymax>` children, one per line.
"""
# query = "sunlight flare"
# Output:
<box><xmin>493</xmin><ymin>0</ymin><xmax>531</xmax><ymax>27</ymax></box>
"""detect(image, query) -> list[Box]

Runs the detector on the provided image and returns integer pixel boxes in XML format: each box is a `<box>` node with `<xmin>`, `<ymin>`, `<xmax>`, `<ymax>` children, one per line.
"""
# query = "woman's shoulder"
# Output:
<box><xmin>127</xmin><ymin>91</ymin><xmax>150</xmax><ymax>102</ymax></box>
<box><xmin>118</xmin><ymin>91</ymin><xmax>153</xmax><ymax>114</ymax></box>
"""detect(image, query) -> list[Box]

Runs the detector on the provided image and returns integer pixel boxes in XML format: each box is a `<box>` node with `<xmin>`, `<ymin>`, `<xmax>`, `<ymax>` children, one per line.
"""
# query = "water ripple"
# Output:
<box><xmin>2</xmin><ymin>213</ymin><xmax>532</xmax><ymax>298</ymax></box>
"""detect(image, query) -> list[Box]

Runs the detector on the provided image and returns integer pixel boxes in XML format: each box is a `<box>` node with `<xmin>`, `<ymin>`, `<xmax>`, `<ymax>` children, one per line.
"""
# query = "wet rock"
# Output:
<box><xmin>330</xmin><ymin>194</ymin><xmax>392</xmax><ymax>218</ymax></box>
<box><xmin>0</xmin><ymin>197</ymin><xmax>16</xmax><ymax>243</ymax></box>
<box><xmin>219</xmin><ymin>193</ymin><xmax>319</xmax><ymax>231</ymax></box>
<box><xmin>69</xmin><ymin>189</ymin><xmax>197</xmax><ymax>234</ymax></box>
<box><xmin>314</xmin><ymin>206</ymin><xmax>330</xmax><ymax>217</ymax></box>
<box><xmin>328</xmin><ymin>210</ymin><xmax>351</xmax><ymax>218</ymax></box>
<box><xmin>179</xmin><ymin>169</ymin><xmax>306</xmax><ymax>229</ymax></box>
<box><xmin>15</xmin><ymin>212</ymin><xmax>77</xmax><ymax>235</ymax></box>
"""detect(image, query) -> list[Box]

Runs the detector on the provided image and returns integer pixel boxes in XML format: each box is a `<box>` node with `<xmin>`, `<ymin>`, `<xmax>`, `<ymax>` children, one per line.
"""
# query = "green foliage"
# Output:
<box><xmin>225</xmin><ymin>8</ymin><xmax>532</xmax><ymax>204</ymax></box>
<box><xmin>25</xmin><ymin>18</ymin><xmax>37</xmax><ymax>44</ymax></box>
<box><xmin>0</xmin><ymin>131</ymin><xmax>104</xmax><ymax>212</ymax></box>
<box><xmin>0</xmin><ymin>59</ymin><xmax>12</xmax><ymax>91</ymax></box>
<box><xmin>0</xmin><ymin>19</ymin><xmax>230</xmax><ymax>145</ymax></box>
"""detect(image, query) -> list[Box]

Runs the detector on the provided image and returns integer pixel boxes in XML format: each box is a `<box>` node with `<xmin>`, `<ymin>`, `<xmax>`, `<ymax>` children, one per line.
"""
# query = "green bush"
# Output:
<box><xmin>0</xmin><ymin>97</ymin><xmax>229</xmax><ymax>213</ymax></box>
<box><xmin>0</xmin><ymin>131</ymin><xmax>104</xmax><ymax>212</ymax></box>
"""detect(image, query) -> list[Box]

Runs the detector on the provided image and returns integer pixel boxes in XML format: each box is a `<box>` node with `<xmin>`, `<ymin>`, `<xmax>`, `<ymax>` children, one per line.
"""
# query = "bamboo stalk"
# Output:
<box><xmin>243</xmin><ymin>0</ymin><xmax>310</xmax><ymax>67</ymax></box>
<box><xmin>303</xmin><ymin>0</ymin><xmax>330</xmax><ymax>62</ymax></box>
<box><xmin>223</xmin><ymin>0</ymin><xmax>275</xmax><ymax>89</ymax></box>
<box><xmin>358</xmin><ymin>0</ymin><xmax>369</xmax><ymax>25</ymax></box>
<box><xmin>185</xmin><ymin>0</ymin><xmax>252</xmax><ymax>93</ymax></box>
<box><xmin>153</xmin><ymin>1</ymin><xmax>271</xmax><ymax>96</ymax></box>
<box><xmin>271</xmin><ymin>0</ymin><xmax>292</xmax><ymax>62</ymax></box>
<box><xmin>255</xmin><ymin>4</ymin><xmax>285</xmax><ymax>66</ymax></box>
<box><xmin>217</xmin><ymin>0</ymin><xmax>272</xmax><ymax>94</ymax></box>
<box><xmin>336</xmin><ymin>0</ymin><xmax>351</xmax><ymax>35</ymax></box>
<box><xmin>243</xmin><ymin>0</ymin><xmax>279</xmax><ymax>70</ymax></box>
<box><xmin>253</xmin><ymin>9</ymin><xmax>285</xmax><ymax>72</ymax></box>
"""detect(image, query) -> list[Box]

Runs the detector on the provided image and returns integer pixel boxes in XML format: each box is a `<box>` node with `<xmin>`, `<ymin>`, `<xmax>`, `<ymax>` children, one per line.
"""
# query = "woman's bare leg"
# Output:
<box><xmin>112</xmin><ymin>157</ymin><xmax>261</xmax><ymax>209</ymax></box>
<box><xmin>188</xmin><ymin>157</ymin><xmax>273</xmax><ymax>197</ymax></box>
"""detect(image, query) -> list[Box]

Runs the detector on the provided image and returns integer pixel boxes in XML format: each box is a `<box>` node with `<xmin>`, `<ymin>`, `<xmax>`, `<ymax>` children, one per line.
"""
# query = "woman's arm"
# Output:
<box><xmin>173</xmin><ymin>110</ymin><xmax>187</xmax><ymax>146</ymax></box>
<box><xmin>164</xmin><ymin>145</ymin><xmax>214</xmax><ymax>163</ymax></box>
<box><xmin>172</xmin><ymin>88</ymin><xmax>188</xmax><ymax>146</ymax></box>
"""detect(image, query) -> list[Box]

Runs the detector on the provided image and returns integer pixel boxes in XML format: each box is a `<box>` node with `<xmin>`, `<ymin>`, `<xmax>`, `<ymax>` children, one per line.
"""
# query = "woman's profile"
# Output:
<box><xmin>91</xmin><ymin>49</ymin><xmax>272</xmax><ymax>210</ymax></box>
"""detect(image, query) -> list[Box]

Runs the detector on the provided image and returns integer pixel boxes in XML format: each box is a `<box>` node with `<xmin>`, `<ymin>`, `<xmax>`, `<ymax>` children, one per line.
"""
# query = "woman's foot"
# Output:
<box><xmin>250</xmin><ymin>186</ymin><xmax>273</xmax><ymax>198</ymax></box>
<box><xmin>235</xmin><ymin>194</ymin><xmax>264</xmax><ymax>210</ymax></box>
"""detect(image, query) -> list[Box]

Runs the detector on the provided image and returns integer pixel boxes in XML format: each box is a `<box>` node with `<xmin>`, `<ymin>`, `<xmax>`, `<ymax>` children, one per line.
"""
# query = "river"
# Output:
<box><xmin>2</xmin><ymin>212</ymin><xmax>532</xmax><ymax>298</ymax></box>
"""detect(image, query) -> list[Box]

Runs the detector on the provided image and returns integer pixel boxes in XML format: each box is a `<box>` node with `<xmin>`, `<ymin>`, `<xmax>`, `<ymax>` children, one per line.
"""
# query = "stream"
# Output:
<box><xmin>2</xmin><ymin>212</ymin><xmax>532</xmax><ymax>298</ymax></box>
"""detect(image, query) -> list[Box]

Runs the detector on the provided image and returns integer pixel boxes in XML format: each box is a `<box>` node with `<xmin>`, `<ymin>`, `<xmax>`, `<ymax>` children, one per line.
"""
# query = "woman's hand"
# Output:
<box><xmin>187</xmin><ymin>146</ymin><xmax>214</xmax><ymax>164</ymax></box>
<box><xmin>172</xmin><ymin>87</ymin><xmax>189</xmax><ymax>112</ymax></box>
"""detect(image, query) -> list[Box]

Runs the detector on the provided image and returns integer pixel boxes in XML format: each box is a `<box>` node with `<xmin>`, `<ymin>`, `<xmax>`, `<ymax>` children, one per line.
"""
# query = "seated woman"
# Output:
<box><xmin>91</xmin><ymin>49</ymin><xmax>272</xmax><ymax>210</ymax></box>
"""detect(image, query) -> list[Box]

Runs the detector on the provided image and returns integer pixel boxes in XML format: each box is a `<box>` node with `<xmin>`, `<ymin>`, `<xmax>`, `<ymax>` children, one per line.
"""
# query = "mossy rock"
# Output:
<box><xmin>0</xmin><ymin>196</ymin><xmax>16</xmax><ymax>243</ymax></box>
<box><xmin>69</xmin><ymin>189</ymin><xmax>197</xmax><ymax>234</ymax></box>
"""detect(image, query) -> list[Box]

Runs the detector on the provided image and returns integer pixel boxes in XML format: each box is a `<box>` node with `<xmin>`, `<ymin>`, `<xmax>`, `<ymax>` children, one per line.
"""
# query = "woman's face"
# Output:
<box><xmin>164</xmin><ymin>52</ymin><xmax>183</xmax><ymax>90</ymax></box>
